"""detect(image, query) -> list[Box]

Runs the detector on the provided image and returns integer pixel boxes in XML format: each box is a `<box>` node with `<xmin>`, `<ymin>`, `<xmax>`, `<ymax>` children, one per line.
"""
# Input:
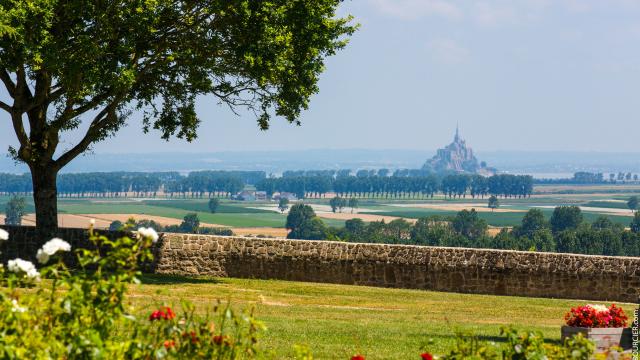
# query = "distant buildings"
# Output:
<box><xmin>234</xmin><ymin>191</ymin><xmax>256</xmax><ymax>201</ymax></box>
<box><xmin>233</xmin><ymin>190</ymin><xmax>293</xmax><ymax>201</ymax></box>
<box><xmin>422</xmin><ymin>126</ymin><xmax>496</xmax><ymax>175</ymax></box>
<box><xmin>273</xmin><ymin>192</ymin><xmax>298</xmax><ymax>201</ymax></box>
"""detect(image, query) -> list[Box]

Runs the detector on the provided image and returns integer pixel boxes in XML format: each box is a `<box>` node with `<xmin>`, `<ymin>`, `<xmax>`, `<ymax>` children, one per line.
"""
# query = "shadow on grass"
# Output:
<box><xmin>417</xmin><ymin>333</ymin><xmax>562</xmax><ymax>346</ymax></box>
<box><xmin>140</xmin><ymin>273</ymin><xmax>225</xmax><ymax>285</ymax></box>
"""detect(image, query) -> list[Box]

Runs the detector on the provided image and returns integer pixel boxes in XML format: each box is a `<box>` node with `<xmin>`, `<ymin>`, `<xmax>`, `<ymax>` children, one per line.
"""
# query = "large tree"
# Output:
<box><xmin>4</xmin><ymin>196</ymin><xmax>26</xmax><ymax>225</ymax></box>
<box><xmin>627</xmin><ymin>196</ymin><xmax>638</xmax><ymax>213</ymax></box>
<box><xmin>550</xmin><ymin>206</ymin><xmax>583</xmax><ymax>234</ymax></box>
<box><xmin>0</xmin><ymin>0</ymin><xmax>355</xmax><ymax>235</ymax></box>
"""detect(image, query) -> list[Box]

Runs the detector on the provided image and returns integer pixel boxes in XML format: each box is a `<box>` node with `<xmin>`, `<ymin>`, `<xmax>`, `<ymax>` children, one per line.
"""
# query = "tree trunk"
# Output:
<box><xmin>31</xmin><ymin>165</ymin><xmax>59</xmax><ymax>237</ymax></box>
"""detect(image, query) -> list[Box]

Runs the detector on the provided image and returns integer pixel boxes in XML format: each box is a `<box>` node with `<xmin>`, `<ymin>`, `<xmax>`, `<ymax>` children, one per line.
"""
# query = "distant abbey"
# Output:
<box><xmin>422</xmin><ymin>127</ymin><xmax>495</xmax><ymax>175</ymax></box>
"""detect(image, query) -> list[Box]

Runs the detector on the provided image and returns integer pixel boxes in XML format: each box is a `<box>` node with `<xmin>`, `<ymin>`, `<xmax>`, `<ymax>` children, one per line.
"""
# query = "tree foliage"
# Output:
<box><xmin>627</xmin><ymin>196</ymin><xmax>638</xmax><ymax>212</ymax></box>
<box><xmin>1</xmin><ymin>0</ymin><xmax>355</xmax><ymax>231</ymax></box>
<box><xmin>329</xmin><ymin>196</ymin><xmax>346</xmax><ymax>213</ymax></box>
<box><xmin>550</xmin><ymin>206</ymin><xmax>583</xmax><ymax>233</ymax></box>
<box><xmin>487</xmin><ymin>195</ymin><xmax>499</xmax><ymax>211</ymax></box>
<box><xmin>277</xmin><ymin>197</ymin><xmax>289</xmax><ymax>213</ymax></box>
<box><xmin>4</xmin><ymin>196</ymin><xmax>26</xmax><ymax>225</ymax></box>
<box><xmin>256</xmin><ymin>173</ymin><xmax>534</xmax><ymax>200</ymax></box>
<box><xmin>285</xmin><ymin>204</ymin><xmax>328</xmax><ymax>240</ymax></box>
<box><xmin>208</xmin><ymin>198</ymin><xmax>220</xmax><ymax>213</ymax></box>
<box><xmin>285</xmin><ymin>207</ymin><xmax>640</xmax><ymax>257</ymax></box>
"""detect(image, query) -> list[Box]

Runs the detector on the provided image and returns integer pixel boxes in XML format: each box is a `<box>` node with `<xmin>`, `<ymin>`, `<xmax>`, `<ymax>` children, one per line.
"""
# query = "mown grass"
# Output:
<box><xmin>142</xmin><ymin>199</ymin><xmax>275</xmax><ymax>214</ymax></box>
<box><xmin>130</xmin><ymin>275</ymin><xmax>636</xmax><ymax>359</ymax></box>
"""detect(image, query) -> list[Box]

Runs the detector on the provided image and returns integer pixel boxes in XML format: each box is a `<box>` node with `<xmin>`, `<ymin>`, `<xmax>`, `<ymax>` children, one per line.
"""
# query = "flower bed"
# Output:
<box><xmin>0</xmin><ymin>226</ymin><xmax>264</xmax><ymax>359</ymax></box>
<box><xmin>562</xmin><ymin>304</ymin><xmax>632</xmax><ymax>350</ymax></box>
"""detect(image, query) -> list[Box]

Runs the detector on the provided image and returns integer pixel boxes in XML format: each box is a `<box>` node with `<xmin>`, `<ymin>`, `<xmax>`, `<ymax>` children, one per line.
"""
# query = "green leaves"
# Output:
<box><xmin>1</xmin><ymin>0</ymin><xmax>355</xmax><ymax>170</ymax></box>
<box><xmin>0</xmin><ymin>228</ymin><xmax>267</xmax><ymax>358</ymax></box>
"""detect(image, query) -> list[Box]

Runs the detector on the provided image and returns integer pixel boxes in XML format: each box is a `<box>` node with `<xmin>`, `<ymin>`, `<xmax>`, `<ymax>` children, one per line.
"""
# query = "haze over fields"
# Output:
<box><xmin>3</xmin><ymin>150</ymin><xmax>640</xmax><ymax>177</ymax></box>
<box><xmin>2</xmin><ymin>0</ymin><xmax>640</xmax><ymax>168</ymax></box>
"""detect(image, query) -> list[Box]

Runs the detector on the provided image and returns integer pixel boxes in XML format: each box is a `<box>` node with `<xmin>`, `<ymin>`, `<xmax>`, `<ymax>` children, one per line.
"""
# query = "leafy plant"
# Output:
<box><xmin>433</xmin><ymin>327</ymin><xmax>596</xmax><ymax>360</ymax></box>
<box><xmin>0</xmin><ymin>226</ymin><xmax>264</xmax><ymax>359</ymax></box>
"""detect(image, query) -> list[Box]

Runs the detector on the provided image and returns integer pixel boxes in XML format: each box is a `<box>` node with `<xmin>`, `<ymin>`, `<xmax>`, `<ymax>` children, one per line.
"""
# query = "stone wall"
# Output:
<box><xmin>2</xmin><ymin>225</ymin><xmax>638</xmax><ymax>302</ymax></box>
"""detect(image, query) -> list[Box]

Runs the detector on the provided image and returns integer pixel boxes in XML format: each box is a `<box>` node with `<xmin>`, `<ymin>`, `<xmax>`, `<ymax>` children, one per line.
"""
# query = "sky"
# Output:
<box><xmin>2</xmin><ymin>0</ymin><xmax>640</xmax><ymax>155</ymax></box>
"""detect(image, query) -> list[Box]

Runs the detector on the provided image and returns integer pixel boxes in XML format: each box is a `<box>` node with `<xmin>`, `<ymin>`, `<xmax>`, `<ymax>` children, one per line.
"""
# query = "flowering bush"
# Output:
<box><xmin>0</xmin><ymin>226</ymin><xmax>264</xmax><ymax>359</ymax></box>
<box><xmin>565</xmin><ymin>304</ymin><xmax>629</xmax><ymax>328</ymax></box>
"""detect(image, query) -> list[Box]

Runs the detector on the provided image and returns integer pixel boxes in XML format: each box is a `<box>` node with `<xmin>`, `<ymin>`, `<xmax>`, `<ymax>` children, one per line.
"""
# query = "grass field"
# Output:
<box><xmin>0</xmin><ymin>188</ymin><xmax>637</xmax><ymax>230</ymax></box>
<box><xmin>360</xmin><ymin>207</ymin><xmax>633</xmax><ymax>227</ymax></box>
<box><xmin>131</xmin><ymin>275</ymin><xmax>637</xmax><ymax>359</ymax></box>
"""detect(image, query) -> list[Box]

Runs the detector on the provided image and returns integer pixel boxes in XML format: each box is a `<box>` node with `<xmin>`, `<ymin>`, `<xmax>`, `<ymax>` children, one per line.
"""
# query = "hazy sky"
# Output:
<box><xmin>2</xmin><ymin>0</ymin><xmax>640</xmax><ymax>155</ymax></box>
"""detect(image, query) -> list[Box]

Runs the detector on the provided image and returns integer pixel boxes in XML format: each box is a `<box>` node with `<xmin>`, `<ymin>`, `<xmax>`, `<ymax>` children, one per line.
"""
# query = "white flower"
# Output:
<box><xmin>36</xmin><ymin>238</ymin><xmax>71</xmax><ymax>264</ymax></box>
<box><xmin>587</xmin><ymin>304</ymin><xmax>609</xmax><ymax>313</ymax></box>
<box><xmin>36</xmin><ymin>249</ymin><xmax>49</xmax><ymax>264</ymax></box>
<box><xmin>137</xmin><ymin>227</ymin><xmax>159</xmax><ymax>242</ymax></box>
<box><xmin>0</xmin><ymin>228</ymin><xmax>8</xmax><ymax>241</ymax></box>
<box><xmin>90</xmin><ymin>218</ymin><xmax>96</xmax><ymax>226</ymax></box>
<box><xmin>11</xmin><ymin>299</ymin><xmax>26</xmax><ymax>313</ymax></box>
<box><xmin>7</xmin><ymin>258</ymin><xmax>40</xmax><ymax>280</ymax></box>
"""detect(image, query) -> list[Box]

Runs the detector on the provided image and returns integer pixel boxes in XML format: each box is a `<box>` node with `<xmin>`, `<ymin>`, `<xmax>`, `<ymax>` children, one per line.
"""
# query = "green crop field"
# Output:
<box><xmin>361</xmin><ymin>206</ymin><xmax>633</xmax><ymax>227</ymax></box>
<box><xmin>1</xmin><ymin>189</ymin><xmax>636</xmax><ymax>229</ymax></box>
<box><xmin>583</xmin><ymin>200</ymin><xmax>631</xmax><ymax>210</ymax></box>
<box><xmin>143</xmin><ymin>199</ymin><xmax>275</xmax><ymax>214</ymax></box>
<box><xmin>131</xmin><ymin>275</ymin><xmax>636</xmax><ymax>359</ymax></box>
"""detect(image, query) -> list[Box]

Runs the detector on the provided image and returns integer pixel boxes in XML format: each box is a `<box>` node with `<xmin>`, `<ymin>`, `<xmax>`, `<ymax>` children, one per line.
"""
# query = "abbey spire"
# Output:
<box><xmin>422</xmin><ymin>127</ymin><xmax>495</xmax><ymax>175</ymax></box>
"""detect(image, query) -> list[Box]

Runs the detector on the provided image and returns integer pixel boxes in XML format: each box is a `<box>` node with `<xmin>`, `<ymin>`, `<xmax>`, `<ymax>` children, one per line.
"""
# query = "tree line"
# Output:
<box><xmin>108</xmin><ymin>213</ymin><xmax>233</xmax><ymax>236</ymax></box>
<box><xmin>0</xmin><ymin>171</ymin><xmax>265</xmax><ymax>198</ymax></box>
<box><xmin>535</xmin><ymin>171</ymin><xmax>640</xmax><ymax>184</ymax></box>
<box><xmin>285</xmin><ymin>204</ymin><xmax>640</xmax><ymax>257</ymax></box>
<box><xmin>257</xmin><ymin>174</ymin><xmax>533</xmax><ymax>199</ymax></box>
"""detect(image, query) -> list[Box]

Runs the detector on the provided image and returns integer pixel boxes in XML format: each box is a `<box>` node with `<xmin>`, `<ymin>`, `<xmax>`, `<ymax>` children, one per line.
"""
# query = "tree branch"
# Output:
<box><xmin>0</xmin><ymin>69</ymin><xmax>16</xmax><ymax>98</ymax></box>
<box><xmin>10</xmin><ymin>112</ymin><xmax>29</xmax><ymax>148</ymax></box>
<box><xmin>54</xmin><ymin>96</ymin><xmax>124</xmax><ymax>168</ymax></box>
<box><xmin>49</xmin><ymin>91</ymin><xmax>111</xmax><ymax>130</ymax></box>
<box><xmin>0</xmin><ymin>100</ymin><xmax>10</xmax><ymax>113</ymax></box>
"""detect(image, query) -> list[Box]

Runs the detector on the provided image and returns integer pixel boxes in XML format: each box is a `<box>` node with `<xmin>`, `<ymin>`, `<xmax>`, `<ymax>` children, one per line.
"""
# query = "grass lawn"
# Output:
<box><xmin>130</xmin><ymin>275</ymin><xmax>637</xmax><ymax>359</ymax></box>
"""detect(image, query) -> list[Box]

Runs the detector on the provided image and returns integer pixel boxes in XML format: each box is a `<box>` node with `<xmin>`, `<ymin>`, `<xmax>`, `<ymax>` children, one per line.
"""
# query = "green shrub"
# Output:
<box><xmin>433</xmin><ymin>327</ymin><xmax>596</xmax><ymax>360</ymax></box>
<box><xmin>0</xmin><ymin>227</ymin><xmax>263</xmax><ymax>359</ymax></box>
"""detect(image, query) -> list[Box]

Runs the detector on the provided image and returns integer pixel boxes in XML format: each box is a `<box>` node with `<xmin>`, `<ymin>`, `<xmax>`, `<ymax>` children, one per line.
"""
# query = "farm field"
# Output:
<box><xmin>131</xmin><ymin>275</ymin><xmax>637</xmax><ymax>359</ymax></box>
<box><xmin>1</xmin><ymin>185</ymin><xmax>639</xmax><ymax>233</ymax></box>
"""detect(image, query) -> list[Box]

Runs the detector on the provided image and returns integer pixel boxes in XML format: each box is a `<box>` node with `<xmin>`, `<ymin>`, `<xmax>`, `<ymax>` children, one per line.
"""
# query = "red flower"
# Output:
<box><xmin>149</xmin><ymin>306</ymin><xmax>176</xmax><ymax>321</ymax></box>
<box><xmin>421</xmin><ymin>353</ymin><xmax>434</xmax><ymax>360</ymax></box>
<box><xmin>351</xmin><ymin>356</ymin><xmax>365</xmax><ymax>360</ymax></box>
<box><xmin>164</xmin><ymin>306</ymin><xmax>175</xmax><ymax>320</ymax></box>
<box><xmin>213</xmin><ymin>335</ymin><xmax>231</xmax><ymax>346</ymax></box>
<box><xmin>183</xmin><ymin>331</ymin><xmax>199</xmax><ymax>344</ymax></box>
<box><xmin>564</xmin><ymin>304</ymin><xmax>628</xmax><ymax>328</ymax></box>
<box><xmin>163</xmin><ymin>340</ymin><xmax>175</xmax><ymax>349</ymax></box>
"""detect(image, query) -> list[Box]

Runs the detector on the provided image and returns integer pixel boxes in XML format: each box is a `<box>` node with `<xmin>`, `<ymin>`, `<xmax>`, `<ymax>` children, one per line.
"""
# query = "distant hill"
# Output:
<box><xmin>422</xmin><ymin>127</ymin><xmax>495</xmax><ymax>175</ymax></box>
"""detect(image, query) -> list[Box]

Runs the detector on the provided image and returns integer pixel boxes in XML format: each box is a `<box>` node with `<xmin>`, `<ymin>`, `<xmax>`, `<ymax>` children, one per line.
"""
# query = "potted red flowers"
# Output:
<box><xmin>562</xmin><ymin>304</ymin><xmax>631</xmax><ymax>350</ymax></box>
